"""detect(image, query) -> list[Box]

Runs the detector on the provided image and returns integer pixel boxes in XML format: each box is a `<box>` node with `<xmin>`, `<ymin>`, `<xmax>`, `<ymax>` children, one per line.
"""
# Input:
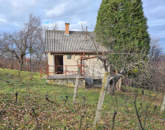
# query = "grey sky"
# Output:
<box><xmin>0</xmin><ymin>0</ymin><xmax>164</xmax><ymax>53</ymax></box>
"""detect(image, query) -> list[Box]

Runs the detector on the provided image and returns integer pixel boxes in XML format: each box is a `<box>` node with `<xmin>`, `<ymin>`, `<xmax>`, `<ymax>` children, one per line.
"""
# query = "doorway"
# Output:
<box><xmin>54</xmin><ymin>55</ymin><xmax>63</xmax><ymax>74</ymax></box>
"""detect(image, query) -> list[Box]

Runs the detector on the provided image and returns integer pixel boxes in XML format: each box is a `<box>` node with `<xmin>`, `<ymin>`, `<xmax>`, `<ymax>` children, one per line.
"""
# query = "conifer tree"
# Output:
<box><xmin>95</xmin><ymin>0</ymin><xmax>150</xmax><ymax>70</ymax></box>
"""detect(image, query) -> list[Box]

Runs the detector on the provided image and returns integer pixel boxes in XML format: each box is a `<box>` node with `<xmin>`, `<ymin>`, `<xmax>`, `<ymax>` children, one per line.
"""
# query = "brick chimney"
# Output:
<box><xmin>65</xmin><ymin>23</ymin><xmax>70</xmax><ymax>35</ymax></box>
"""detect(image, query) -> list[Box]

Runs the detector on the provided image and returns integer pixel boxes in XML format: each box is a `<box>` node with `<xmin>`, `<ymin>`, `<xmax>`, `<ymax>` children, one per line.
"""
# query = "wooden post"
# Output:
<box><xmin>93</xmin><ymin>72</ymin><xmax>109</xmax><ymax>127</ymax></box>
<box><xmin>73</xmin><ymin>66</ymin><xmax>80</xmax><ymax>104</ymax></box>
<box><xmin>161</xmin><ymin>94</ymin><xmax>165</xmax><ymax>112</ymax></box>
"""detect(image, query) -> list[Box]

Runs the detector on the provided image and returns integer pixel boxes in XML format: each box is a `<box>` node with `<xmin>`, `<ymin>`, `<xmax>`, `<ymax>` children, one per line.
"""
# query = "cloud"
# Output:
<box><xmin>45</xmin><ymin>2</ymin><xmax>69</xmax><ymax>17</ymax></box>
<box><xmin>43</xmin><ymin>20</ymin><xmax>89</xmax><ymax>31</ymax></box>
<box><xmin>148</xmin><ymin>19</ymin><xmax>165</xmax><ymax>27</ymax></box>
<box><xmin>10</xmin><ymin>0</ymin><xmax>37</xmax><ymax>8</ymax></box>
<box><xmin>142</xmin><ymin>0</ymin><xmax>165</xmax><ymax>51</ymax></box>
<box><xmin>0</xmin><ymin>0</ymin><xmax>164</xmax><ymax>52</ymax></box>
<box><xmin>43</xmin><ymin>20</ymin><xmax>65</xmax><ymax>30</ymax></box>
<box><xmin>0</xmin><ymin>18</ymin><xmax>7</xmax><ymax>24</ymax></box>
<box><xmin>0</xmin><ymin>0</ymin><xmax>101</xmax><ymax>32</ymax></box>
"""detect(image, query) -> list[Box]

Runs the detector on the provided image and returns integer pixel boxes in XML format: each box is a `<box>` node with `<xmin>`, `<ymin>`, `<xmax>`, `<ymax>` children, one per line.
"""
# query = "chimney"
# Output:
<box><xmin>65</xmin><ymin>23</ymin><xmax>70</xmax><ymax>35</ymax></box>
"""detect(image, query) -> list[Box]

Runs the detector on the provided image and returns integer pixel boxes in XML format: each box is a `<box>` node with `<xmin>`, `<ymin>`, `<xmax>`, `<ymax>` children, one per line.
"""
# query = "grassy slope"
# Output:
<box><xmin>0</xmin><ymin>68</ymin><xmax>164</xmax><ymax>129</ymax></box>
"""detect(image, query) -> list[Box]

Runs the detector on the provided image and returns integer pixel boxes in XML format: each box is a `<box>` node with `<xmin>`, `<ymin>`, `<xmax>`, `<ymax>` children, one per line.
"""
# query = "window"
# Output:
<box><xmin>67</xmin><ymin>55</ymin><xmax>72</xmax><ymax>59</ymax></box>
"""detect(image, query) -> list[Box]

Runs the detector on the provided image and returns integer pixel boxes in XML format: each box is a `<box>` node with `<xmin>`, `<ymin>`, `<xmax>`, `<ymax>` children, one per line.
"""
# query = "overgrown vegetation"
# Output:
<box><xmin>0</xmin><ymin>69</ymin><xmax>164</xmax><ymax>129</ymax></box>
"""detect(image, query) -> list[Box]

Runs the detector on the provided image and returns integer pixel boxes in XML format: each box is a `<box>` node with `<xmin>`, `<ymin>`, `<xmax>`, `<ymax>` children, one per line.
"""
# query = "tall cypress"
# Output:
<box><xmin>128</xmin><ymin>0</ymin><xmax>150</xmax><ymax>53</ymax></box>
<box><xmin>95</xmin><ymin>0</ymin><xmax>150</xmax><ymax>70</ymax></box>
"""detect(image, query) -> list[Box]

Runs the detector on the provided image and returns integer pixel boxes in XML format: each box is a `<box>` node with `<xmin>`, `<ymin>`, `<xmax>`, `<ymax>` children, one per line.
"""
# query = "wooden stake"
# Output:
<box><xmin>93</xmin><ymin>72</ymin><xmax>109</xmax><ymax>128</ymax></box>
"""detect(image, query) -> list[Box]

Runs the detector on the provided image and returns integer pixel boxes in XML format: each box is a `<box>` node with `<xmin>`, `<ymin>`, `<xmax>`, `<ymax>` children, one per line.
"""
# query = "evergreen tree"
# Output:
<box><xmin>93</xmin><ymin>1</ymin><xmax>150</xmax><ymax>127</ymax></box>
<box><xmin>95</xmin><ymin>0</ymin><xmax>150</xmax><ymax>70</ymax></box>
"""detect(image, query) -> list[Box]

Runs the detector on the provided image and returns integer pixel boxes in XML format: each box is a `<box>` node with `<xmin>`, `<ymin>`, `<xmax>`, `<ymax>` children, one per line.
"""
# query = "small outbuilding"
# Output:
<box><xmin>45</xmin><ymin>23</ymin><xmax>108</xmax><ymax>87</ymax></box>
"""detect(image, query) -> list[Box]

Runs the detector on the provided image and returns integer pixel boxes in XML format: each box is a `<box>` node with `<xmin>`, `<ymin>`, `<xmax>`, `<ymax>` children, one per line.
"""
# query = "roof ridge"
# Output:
<box><xmin>46</xmin><ymin>30</ymin><xmax>94</xmax><ymax>33</ymax></box>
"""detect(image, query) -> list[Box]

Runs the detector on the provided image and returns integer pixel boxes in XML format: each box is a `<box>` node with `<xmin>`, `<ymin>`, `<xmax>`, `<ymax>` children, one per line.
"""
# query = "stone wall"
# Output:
<box><xmin>48</xmin><ymin>78</ymin><xmax>85</xmax><ymax>88</ymax></box>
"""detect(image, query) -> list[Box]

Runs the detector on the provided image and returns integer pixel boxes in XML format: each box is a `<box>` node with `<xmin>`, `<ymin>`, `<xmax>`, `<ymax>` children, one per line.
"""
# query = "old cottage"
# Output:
<box><xmin>45</xmin><ymin>23</ymin><xmax>107</xmax><ymax>87</ymax></box>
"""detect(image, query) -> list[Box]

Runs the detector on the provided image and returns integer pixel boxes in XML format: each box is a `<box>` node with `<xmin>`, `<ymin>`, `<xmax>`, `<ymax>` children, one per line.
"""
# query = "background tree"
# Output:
<box><xmin>2</xmin><ymin>32</ymin><xmax>28</xmax><ymax>71</ymax></box>
<box><xmin>24</xmin><ymin>14</ymin><xmax>43</xmax><ymax>72</ymax></box>
<box><xmin>1</xmin><ymin>15</ymin><xmax>43</xmax><ymax>72</ymax></box>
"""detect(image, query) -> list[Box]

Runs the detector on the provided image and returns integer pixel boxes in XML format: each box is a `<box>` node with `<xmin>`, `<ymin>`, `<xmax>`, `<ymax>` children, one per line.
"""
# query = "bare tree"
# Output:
<box><xmin>1</xmin><ymin>15</ymin><xmax>43</xmax><ymax>72</ymax></box>
<box><xmin>2</xmin><ymin>32</ymin><xmax>28</xmax><ymax>71</ymax></box>
<box><xmin>88</xmin><ymin>31</ymin><xmax>152</xmax><ymax>127</ymax></box>
<box><xmin>25</xmin><ymin>14</ymin><xmax>43</xmax><ymax>72</ymax></box>
<box><xmin>150</xmin><ymin>40</ymin><xmax>165</xmax><ymax>111</ymax></box>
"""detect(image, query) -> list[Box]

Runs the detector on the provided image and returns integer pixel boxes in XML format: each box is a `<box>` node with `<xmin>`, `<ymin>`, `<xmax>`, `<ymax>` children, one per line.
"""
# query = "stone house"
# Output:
<box><xmin>45</xmin><ymin>23</ymin><xmax>107</xmax><ymax>87</ymax></box>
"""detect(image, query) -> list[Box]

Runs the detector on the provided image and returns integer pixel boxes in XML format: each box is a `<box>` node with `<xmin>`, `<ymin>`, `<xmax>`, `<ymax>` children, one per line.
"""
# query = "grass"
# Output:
<box><xmin>0</xmin><ymin>68</ymin><xmax>164</xmax><ymax>129</ymax></box>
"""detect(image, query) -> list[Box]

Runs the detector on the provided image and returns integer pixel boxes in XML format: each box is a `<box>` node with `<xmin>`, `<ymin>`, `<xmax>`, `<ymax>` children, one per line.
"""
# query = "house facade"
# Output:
<box><xmin>45</xmin><ymin>23</ymin><xmax>107</xmax><ymax>83</ymax></box>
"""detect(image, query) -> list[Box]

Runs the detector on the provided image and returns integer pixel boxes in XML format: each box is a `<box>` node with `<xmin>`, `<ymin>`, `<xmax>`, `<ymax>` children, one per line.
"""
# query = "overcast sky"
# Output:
<box><xmin>0</xmin><ymin>0</ymin><xmax>164</xmax><ymax>53</ymax></box>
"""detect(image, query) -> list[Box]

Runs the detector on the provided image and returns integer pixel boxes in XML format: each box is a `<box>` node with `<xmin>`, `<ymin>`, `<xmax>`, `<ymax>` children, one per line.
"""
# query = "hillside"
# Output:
<box><xmin>0</xmin><ymin>68</ymin><xmax>164</xmax><ymax>129</ymax></box>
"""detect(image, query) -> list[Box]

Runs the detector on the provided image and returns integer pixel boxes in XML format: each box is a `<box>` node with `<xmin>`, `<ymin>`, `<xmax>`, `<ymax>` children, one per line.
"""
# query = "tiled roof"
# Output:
<box><xmin>45</xmin><ymin>30</ymin><xmax>107</xmax><ymax>53</ymax></box>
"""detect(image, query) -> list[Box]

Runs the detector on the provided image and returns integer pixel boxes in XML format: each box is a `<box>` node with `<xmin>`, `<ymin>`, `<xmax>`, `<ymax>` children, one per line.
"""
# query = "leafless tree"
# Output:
<box><xmin>150</xmin><ymin>40</ymin><xmax>165</xmax><ymax>111</ymax></box>
<box><xmin>1</xmin><ymin>32</ymin><xmax>27</xmax><ymax>71</ymax></box>
<box><xmin>1</xmin><ymin>14</ymin><xmax>43</xmax><ymax>72</ymax></box>
<box><xmin>131</xmin><ymin>39</ymin><xmax>163</xmax><ymax>91</ymax></box>
<box><xmin>24</xmin><ymin>14</ymin><xmax>43</xmax><ymax>72</ymax></box>
<box><xmin>89</xmin><ymin>31</ymin><xmax>154</xmax><ymax>127</ymax></box>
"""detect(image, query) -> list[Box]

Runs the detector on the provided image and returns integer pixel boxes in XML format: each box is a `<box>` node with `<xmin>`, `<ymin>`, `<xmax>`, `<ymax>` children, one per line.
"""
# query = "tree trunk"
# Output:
<box><xmin>161</xmin><ymin>94</ymin><xmax>165</xmax><ymax>112</ymax></box>
<box><xmin>18</xmin><ymin>63</ymin><xmax>21</xmax><ymax>79</ymax></box>
<box><xmin>29</xmin><ymin>54</ymin><xmax>32</xmax><ymax>72</ymax></box>
<box><xmin>29</xmin><ymin>45</ymin><xmax>32</xmax><ymax>72</ymax></box>
<box><xmin>93</xmin><ymin>72</ymin><xmax>109</xmax><ymax>128</ymax></box>
<box><xmin>116</xmin><ymin>77</ymin><xmax>122</xmax><ymax>91</ymax></box>
<box><xmin>20</xmin><ymin>61</ymin><xmax>23</xmax><ymax>71</ymax></box>
<box><xmin>18</xmin><ymin>59</ymin><xmax>23</xmax><ymax>79</ymax></box>
<box><xmin>11</xmin><ymin>52</ymin><xmax>14</xmax><ymax>69</ymax></box>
